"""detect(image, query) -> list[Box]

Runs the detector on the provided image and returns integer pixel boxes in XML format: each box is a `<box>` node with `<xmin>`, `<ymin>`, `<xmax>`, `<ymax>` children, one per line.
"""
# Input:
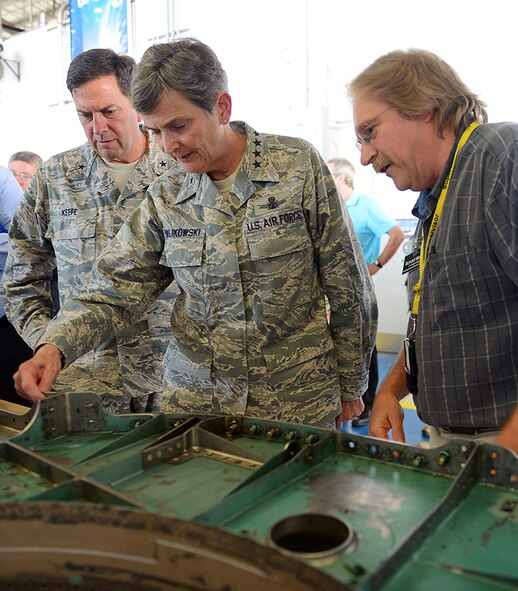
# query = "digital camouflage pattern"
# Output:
<box><xmin>36</xmin><ymin>122</ymin><xmax>377</xmax><ymax>426</ymax></box>
<box><xmin>3</xmin><ymin>135</ymin><xmax>179</xmax><ymax>413</ymax></box>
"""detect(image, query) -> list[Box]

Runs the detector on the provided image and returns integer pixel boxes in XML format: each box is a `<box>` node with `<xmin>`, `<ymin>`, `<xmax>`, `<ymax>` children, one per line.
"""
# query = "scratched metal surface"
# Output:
<box><xmin>0</xmin><ymin>392</ymin><xmax>516</xmax><ymax>590</ymax></box>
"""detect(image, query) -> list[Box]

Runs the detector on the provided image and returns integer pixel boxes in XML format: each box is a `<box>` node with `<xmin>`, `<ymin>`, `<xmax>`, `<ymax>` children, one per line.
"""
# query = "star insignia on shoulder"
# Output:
<box><xmin>160</xmin><ymin>160</ymin><xmax>167</xmax><ymax>167</ymax></box>
<box><xmin>78</xmin><ymin>163</ymin><xmax>85</xmax><ymax>170</ymax></box>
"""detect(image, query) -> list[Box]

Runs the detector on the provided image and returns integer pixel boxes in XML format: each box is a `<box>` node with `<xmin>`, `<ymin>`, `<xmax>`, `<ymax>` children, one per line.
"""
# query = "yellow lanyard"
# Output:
<box><xmin>411</xmin><ymin>122</ymin><xmax>481</xmax><ymax>316</ymax></box>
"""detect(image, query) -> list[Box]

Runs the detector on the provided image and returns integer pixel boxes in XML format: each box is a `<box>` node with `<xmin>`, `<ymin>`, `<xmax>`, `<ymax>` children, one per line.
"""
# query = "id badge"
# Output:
<box><xmin>404</xmin><ymin>335</ymin><xmax>418</xmax><ymax>394</ymax></box>
<box><xmin>402</xmin><ymin>250</ymin><xmax>420</xmax><ymax>275</ymax></box>
<box><xmin>404</xmin><ymin>314</ymin><xmax>419</xmax><ymax>394</ymax></box>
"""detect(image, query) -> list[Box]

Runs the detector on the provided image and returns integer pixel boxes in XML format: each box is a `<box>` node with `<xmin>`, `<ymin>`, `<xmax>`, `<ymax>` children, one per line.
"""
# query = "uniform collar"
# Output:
<box><xmin>72</xmin><ymin>132</ymin><xmax>176</xmax><ymax>199</ymax></box>
<box><xmin>174</xmin><ymin>121</ymin><xmax>280</xmax><ymax>206</ymax></box>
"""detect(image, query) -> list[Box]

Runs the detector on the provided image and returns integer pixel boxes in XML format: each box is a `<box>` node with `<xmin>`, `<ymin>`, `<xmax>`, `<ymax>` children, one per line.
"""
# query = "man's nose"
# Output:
<box><xmin>92</xmin><ymin>113</ymin><xmax>109</xmax><ymax>135</ymax></box>
<box><xmin>360</xmin><ymin>143</ymin><xmax>377</xmax><ymax>166</ymax></box>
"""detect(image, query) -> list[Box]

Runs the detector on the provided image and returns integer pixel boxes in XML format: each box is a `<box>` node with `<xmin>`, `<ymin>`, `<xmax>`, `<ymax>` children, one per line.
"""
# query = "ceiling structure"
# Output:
<box><xmin>0</xmin><ymin>0</ymin><xmax>66</xmax><ymax>40</ymax></box>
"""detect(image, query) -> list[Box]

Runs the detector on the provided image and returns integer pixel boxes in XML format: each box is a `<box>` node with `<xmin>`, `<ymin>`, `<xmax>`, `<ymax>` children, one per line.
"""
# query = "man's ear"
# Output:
<box><xmin>421</xmin><ymin>109</ymin><xmax>435</xmax><ymax>124</ymax></box>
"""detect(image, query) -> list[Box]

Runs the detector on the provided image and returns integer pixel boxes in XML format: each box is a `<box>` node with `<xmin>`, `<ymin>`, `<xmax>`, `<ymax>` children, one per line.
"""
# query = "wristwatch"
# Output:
<box><xmin>373</xmin><ymin>258</ymin><xmax>383</xmax><ymax>269</ymax></box>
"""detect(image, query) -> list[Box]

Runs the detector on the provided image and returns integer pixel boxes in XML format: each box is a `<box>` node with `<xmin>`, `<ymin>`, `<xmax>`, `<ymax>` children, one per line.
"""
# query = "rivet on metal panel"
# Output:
<box><xmin>226</xmin><ymin>420</ymin><xmax>240</xmax><ymax>438</ymax></box>
<box><xmin>304</xmin><ymin>433</ymin><xmax>319</xmax><ymax>445</ymax></box>
<box><xmin>437</xmin><ymin>451</ymin><xmax>450</xmax><ymax>466</ymax></box>
<box><xmin>285</xmin><ymin>430</ymin><xmax>300</xmax><ymax>442</ymax></box>
<box><xmin>367</xmin><ymin>444</ymin><xmax>381</xmax><ymax>456</ymax></box>
<box><xmin>411</xmin><ymin>454</ymin><xmax>427</xmax><ymax>467</ymax></box>
<box><xmin>344</xmin><ymin>563</ymin><xmax>366</xmax><ymax>577</ymax></box>
<box><xmin>267</xmin><ymin>427</ymin><xmax>281</xmax><ymax>439</ymax></box>
<box><xmin>247</xmin><ymin>424</ymin><xmax>262</xmax><ymax>436</ymax></box>
<box><xmin>304</xmin><ymin>451</ymin><xmax>314</xmax><ymax>463</ymax></box>
<box><xmin>344</xmin><ymin>439</ymin><xmax>359</xmax><ymax>451</ymax></box>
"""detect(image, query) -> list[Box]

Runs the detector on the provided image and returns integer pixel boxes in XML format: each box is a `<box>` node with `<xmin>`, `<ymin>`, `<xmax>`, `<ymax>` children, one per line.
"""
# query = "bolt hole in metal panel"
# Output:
<box><xmin>269</xmin><ymin>512</ymin><xmax>355</xmax><ymax>560</ymax></box>
<box><xmin>0</xmin><ymin>392</ymin><xmax>517</xmax><ymax>590</ymax></box>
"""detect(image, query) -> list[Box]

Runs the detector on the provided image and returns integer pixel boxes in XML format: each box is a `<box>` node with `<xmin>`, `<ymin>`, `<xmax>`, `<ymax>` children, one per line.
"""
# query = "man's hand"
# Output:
<box><xmin>368</xmin><ymin>389</ymin><xmax>406</xmax><ymax>443</ymax></box>
<box><xmin>13</xmin><ymin>344</ymin><xmax>63</xmax><ymax>403</ymax></box>
<box><xmin>335</xmin><ymin>398</ymin><xmax>365</xmax><ymax>429</ymax></box>
<box><xmin>495</xmin><ymin>404</ymin><xmax>518</xmax><ymax>456</ymax></box>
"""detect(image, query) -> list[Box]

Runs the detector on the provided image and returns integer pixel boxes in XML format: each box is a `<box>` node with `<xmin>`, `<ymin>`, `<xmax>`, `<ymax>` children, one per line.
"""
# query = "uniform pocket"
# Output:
<box><xmin>47</xmin><ymin>213</ymin><xmax>96</xmax><ymax>267</ymax></box>
<box><xmin>246</xmin><ymin>208</ymin><xmax>314</xmax><ymax>323</ymax></box>
<box><xmin>161</xmin><ymin>231</ymin><xmax>206</xmax><ymax>317</ymax></box>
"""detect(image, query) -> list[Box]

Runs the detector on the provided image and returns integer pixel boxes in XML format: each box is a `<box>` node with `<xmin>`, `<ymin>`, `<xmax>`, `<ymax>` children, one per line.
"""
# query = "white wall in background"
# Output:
<box><xmin>0</xmin><ymin>0</ymin><xmax>516</xmax><ymax>343</ymax></box>
<box><xmin>2</xmin><ymin>0</ymin><xmax>517</xmax><ymax>186</ymax></box>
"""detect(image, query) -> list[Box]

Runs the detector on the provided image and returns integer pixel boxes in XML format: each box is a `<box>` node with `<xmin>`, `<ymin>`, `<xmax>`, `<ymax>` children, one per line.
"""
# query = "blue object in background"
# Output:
<box><xmin>70</xmin><ymin>0</ymin><xmax>128</xmax><ymax>58</ymax></box>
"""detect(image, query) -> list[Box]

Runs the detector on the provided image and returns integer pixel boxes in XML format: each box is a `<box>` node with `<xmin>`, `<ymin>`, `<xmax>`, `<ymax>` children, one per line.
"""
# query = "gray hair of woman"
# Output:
<box><xmin>132</xmin><ymin>38</ymin><xmax>228</xmax><ymax>116</ymax></box>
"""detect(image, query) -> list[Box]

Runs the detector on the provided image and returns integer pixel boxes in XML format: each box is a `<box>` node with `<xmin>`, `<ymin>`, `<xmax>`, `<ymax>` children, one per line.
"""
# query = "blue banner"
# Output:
<box><xmin>69</xmin><ymin>0</ymin><xmax>128</xmax><ymax>58</ymax></box>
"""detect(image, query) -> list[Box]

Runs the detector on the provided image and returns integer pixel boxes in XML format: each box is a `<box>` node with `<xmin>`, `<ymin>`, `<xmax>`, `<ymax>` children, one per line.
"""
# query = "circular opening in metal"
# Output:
<box><xmin>269</xmin><ymin>513</ymin><xmax>353</xmax><ymax>558</ymax></box>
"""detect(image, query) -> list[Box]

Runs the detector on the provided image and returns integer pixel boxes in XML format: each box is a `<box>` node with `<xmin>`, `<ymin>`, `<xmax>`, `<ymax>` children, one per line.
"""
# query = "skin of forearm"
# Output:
<box><xmin>376</xmin><ymin>349</ymin><xmax>409</xmax><ymax>401</ymax></box>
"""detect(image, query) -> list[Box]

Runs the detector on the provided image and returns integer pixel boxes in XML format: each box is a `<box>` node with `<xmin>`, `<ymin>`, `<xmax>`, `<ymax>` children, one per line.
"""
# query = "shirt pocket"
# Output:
<box><xmin>161</xmin><ymin>230</ymin><xmax>206</xmax><ymax>317</ymax></box>
<box><xmin>426</xmin><ymin>246</ymin><xmax>494</xmax><ymax>330</ymax></box>
<box><xmin>246</xmin><ymin>209</ymin><xmax>314</xmax><ymax>323</ymax></box>
<box><xmin>46</xmin><ymin>213</ymin><xmax>96</xmax><ymax>268</ymax></box>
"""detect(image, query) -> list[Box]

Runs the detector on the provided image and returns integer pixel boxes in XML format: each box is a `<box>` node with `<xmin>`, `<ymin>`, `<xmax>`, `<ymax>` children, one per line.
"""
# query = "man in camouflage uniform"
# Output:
<box><xmin>3</xmin><ymin>48</ymin><xmax>177</xmax><ymax>413</ymax></box>
<box><xmin>13</xmin><ymin>39</ymin><xmax>376</xmax><ymax>428</ymax></box>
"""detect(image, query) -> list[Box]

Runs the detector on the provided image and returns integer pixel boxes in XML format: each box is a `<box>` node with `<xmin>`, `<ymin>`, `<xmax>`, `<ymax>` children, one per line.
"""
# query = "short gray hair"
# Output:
<box><xmin>132</xmin><ymin>38</ymin><xmax>228</xmax><ymax>115</ymax></box>
<box><xmin>327</xmin><ymin>157</ymin><xmax>355</xmax><ymax>188</ymax></box>
<box><xmin>9</xmin><ymin>151</ymin><xmax>43</xmax><ymax>168</ymax></box>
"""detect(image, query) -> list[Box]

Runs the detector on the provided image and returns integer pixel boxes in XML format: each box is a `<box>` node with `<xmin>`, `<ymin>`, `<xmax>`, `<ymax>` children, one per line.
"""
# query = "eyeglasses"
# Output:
<box><xmin>355</xmin><ymin>105</ymin><xmax>391</xmax><ymax>151</ymax></box>
<box><xmin>9</xmin><ymin>171</ymin><xmax>33</xmax><ymax>181</ymax></box>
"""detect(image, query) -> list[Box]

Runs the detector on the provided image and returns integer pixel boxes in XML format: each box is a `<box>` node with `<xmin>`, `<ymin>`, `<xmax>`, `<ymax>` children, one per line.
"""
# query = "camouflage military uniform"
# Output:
<box><xmin>36</xmin><ymin>123</ymin><xmax>377</xmax><ymax>426</ymax></box>
<box><xmin>3</xmin><ymin>135</ymin><xmax>178</xmax><ymax>413</ymax></box>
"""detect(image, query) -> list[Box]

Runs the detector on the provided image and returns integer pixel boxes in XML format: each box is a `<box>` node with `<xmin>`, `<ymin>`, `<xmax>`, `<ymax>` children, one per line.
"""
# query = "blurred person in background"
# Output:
<box><xmin>328</xmin><ymin>157</ymin><xmax>404</xmax><ymax>427</ymax></box>
<box><xmin>9</xmin><ymin>151</ymin><xmax>43</xmax><ymax>192</ymax></box>
<box><xmin>0</xmin><ymin>166</ymin><xmax>31</xmax><ymax>405</ymax></box>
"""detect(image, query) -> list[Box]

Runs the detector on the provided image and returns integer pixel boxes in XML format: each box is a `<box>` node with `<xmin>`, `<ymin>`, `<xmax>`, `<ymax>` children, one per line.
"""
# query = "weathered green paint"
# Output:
<box><xmin>0</xmin><ymin>393</ymin><xmax>516</xmax><ymax>591</ymax></box>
